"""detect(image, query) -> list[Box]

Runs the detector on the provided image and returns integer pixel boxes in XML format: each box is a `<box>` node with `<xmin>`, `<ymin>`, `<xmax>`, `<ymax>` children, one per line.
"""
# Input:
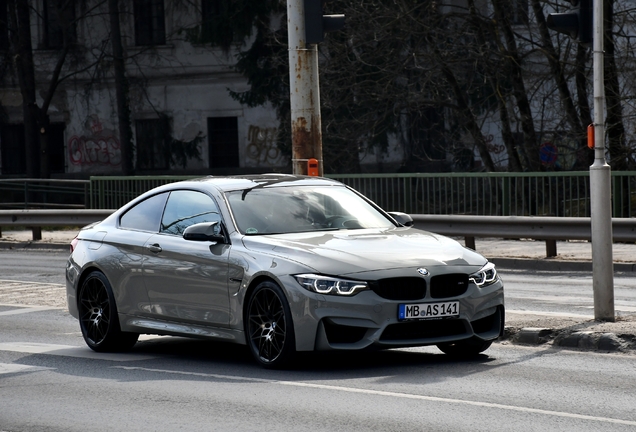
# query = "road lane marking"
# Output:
<box><xmin>114</xmin><ymin>366</ymin><xmax>636</xmax><ymax>427</ymax></box>
<box><xmin>0</xmin><ymin>279</ymin><xmax>64</xmax><ymax>288</ymax></box>
<box><xmin>0</xmin><ymin>305</ymin><xmax>61</xmax><ymax>316</ymax></box>
<box><xmin>0</xmin><ymin>342</ymin><xmax>156</xmax><ymax>362</ymax></box>
<box><xmin>0</xmin><ymin>363</ymin><xmax>55</xmax><ymax>375</ymax></box>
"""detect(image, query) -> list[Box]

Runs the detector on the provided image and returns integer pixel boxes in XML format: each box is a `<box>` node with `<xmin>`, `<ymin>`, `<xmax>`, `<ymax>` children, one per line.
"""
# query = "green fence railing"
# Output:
<box><xmin>88</xmin><ymin>172</ymin><xmax>636</xmax><ymax>218</ymax></box>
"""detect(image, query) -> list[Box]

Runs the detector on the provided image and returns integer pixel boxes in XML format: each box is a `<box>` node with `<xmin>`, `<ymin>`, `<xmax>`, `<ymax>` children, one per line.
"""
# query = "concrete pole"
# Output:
<box><xmin>590</xmin><ymin>0</ymin><xmax>615</xmax><ymax>321</ymax></box>
<box><xmin>287</xmin><ymin>0</ymin><xmax>324</xmax><ymax>176</ymax></box>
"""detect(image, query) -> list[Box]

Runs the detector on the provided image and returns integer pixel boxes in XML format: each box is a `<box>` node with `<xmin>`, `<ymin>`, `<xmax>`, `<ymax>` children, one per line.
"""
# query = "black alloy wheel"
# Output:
<box><xmin>78</xmin><ymin>271</ymin><xmax>138</xmax><ymax>352</ymax></box>
<box><xmin>246</xmin><ymin>281</ymin><xmax>296</xmax><ymax>368</ymax></box>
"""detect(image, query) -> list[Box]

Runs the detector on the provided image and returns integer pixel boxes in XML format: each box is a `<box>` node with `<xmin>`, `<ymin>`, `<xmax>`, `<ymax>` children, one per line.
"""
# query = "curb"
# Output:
<box><xmin>502</xmin><ymin>326</ymin><xmax>636</xmax><ymax>353</ymax></box>
<box><xmin>0</xmin><ymin>241</ymin><xmax>70</xmax><ymax>251</ymax></box>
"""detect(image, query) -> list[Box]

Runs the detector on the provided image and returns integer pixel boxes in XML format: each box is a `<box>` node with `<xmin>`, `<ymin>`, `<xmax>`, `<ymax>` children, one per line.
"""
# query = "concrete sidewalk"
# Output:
<box><xmin>0</xmin><ymin>228</ymin><xmax>635</xmax><ymax>354</ymax></box>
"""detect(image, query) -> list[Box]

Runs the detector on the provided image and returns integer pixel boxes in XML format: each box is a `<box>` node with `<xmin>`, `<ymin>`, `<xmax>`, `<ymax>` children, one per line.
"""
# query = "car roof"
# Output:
<box><xmin>175</xmin><ymin>174</ymin><xmax>343</xmax><ymax>193</ymax></box>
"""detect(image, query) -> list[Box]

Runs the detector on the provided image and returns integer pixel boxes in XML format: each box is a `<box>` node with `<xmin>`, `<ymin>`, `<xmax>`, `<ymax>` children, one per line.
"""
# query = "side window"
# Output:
<box><xmin>120</xmin><ymin>193</ymin><xmax>168</xmax><ymax>232</ymax></box>
<box><xmin>160</xmin><ymin>190</ymin><xmax>221</xmax><ymax>236</ymax></box>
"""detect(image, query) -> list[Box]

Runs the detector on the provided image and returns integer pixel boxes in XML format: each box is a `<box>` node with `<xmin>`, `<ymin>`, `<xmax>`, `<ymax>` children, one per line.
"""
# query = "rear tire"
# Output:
<box><xmin>245</xmin><ymin>281</ymin><xmax>296</xmax><ymax>368</ymax></box>
<box><xmin>78</xmin><ymin>271</ymin><xmax>138</xmax><ymax>352</ymax></box>
<box><xmin>437</xmin><ymin>338</ymin><xmax>492</xmax><ymax>357</ymax></box>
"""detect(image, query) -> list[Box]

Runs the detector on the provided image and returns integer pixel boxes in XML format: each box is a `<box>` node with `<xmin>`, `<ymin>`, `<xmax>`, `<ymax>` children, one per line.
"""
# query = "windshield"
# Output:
<box><xmin>226</xmin><ymin>186</ymin><xmax>395</xmax><ymax>235</ymax></box>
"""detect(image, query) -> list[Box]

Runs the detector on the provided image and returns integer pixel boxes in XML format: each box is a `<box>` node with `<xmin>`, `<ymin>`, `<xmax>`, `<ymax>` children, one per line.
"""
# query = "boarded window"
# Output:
<box><xmin>0</xmin><ymin>124</ymin><xmax>26</xmax><ymax>175</ymax></box>
<box><xmin>208</xmin><ymin>117</ymin><xmax>239</xmax><ymax>168</ymax></box>
<box><xmin>136</xmin><ymin>118</ymin><xmax>169</xmax><ymax>170</ymax></box>
<box><xmin>134</xmin><ymin>0</ymin><xmax>166</xmax><ymax>46</ymax></box>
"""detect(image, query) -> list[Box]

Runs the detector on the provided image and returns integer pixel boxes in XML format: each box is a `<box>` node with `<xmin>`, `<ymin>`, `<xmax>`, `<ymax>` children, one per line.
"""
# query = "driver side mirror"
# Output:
<box><xmin>387</xmin><ymin>212</ymin><xmax>414</xmax><ymax>227</ymax></box>
<box><xmin>183</xmin><ymin>221</ymin><xmax>227</xmax><ymax>243</ymax></box>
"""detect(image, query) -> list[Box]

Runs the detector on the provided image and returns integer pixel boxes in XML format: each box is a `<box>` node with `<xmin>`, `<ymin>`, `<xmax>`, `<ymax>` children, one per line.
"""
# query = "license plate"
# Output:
<box><xmin>398</xmin><ymin>301</ymin><xmax>459</xmax><ymax>320</ymax></box>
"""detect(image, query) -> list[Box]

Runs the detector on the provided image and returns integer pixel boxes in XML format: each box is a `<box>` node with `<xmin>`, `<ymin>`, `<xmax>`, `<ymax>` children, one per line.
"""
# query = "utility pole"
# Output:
<box><xmin>547</xmin><ymin>0</ymin><xmax>614</xmax><ymax>321</ymax></box>
<box><xmin>286</xmin><ymin>0</ymin><xmax>344</xmax><ymax>176</ymax></box>
<box><xmin>590</xmin><ymin>0</ymin><xmax>615</xmax><ymax>321</ymax></box>
<box><xmin>287</xmin><ymin>0</ymin><xmax>323</xmax><ymax>176</ymax></box>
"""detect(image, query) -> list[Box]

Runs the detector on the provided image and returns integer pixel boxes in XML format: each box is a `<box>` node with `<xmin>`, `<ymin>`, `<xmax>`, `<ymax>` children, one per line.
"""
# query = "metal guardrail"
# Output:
<box><xmin>411</xmin><ymin>215</ymin><xmax>636</xmax><ymax>241</ymax></box>
<box><xmin>87</xmin><ymin>172</ymin><xmax>636</xmax><ymax>218</ymax></box>
<box><xmin>1</xmin><ymin>209</ymin><xmax>634</xmax><ymax>258</ymax></box>
<box><xmin>0</xmin><ymin>179</ymin><xmax>90</xmax><ymax>209</ymax></box>
<box><xmin>0</xmin><ymin>209</ymin><xmax>113</xmax><ymax>227</ymax></box>
<box><xmin>0</xmin><ymin>209</ymin><xmax>113</xmax><ymax>241</ymax></box>
<box><xmin>411</xmin><ymin>214</ymin><xmax>636</xmax><ymax>257</ymax></box>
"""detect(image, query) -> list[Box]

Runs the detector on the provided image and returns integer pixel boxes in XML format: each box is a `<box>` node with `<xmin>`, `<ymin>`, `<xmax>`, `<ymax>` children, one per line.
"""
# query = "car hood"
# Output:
<box><xmin>240</xmin><ymin>227</ymin><xmax>487</xmax><ymax>276</ymax></box>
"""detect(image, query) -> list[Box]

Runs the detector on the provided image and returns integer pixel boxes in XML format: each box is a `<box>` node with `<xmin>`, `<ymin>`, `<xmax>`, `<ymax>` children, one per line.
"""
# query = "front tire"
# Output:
<box><xmin>245</xmin><ymin>281</ymin><xmax>296</xmax><ymax>368</ymax></box>
<box><xmin>78</xmin><ymin>271</ymin><xmax>138</xmax><ymax>352</ymax></box>
<box><xmin>437</xmin><ymin>338</ymin><xmax>492</xmax><ymax>357</ymax></box>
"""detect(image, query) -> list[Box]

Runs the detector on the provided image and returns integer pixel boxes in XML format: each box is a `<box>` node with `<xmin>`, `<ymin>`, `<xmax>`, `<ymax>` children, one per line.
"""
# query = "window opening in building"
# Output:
<box><xmin>201</xmin><ymin>0</ymin><xmax>233</xmax><ymax>46</ymax></box>
<box><xmin>42</xmin><ymin>0</ymin><xmax>76</xmax><ymax>50</ymax></box>
<box><xmin>511</xmin><ymin>0</ymin><xmax>529</xmax><ymax>26</ymax></box>
<box><xmin>0</xmin><ymin>124</ymin><xmax>27</xmax><ymax>175</ymax></box>
<box><xmin>208</xmin><ymin>117</ymin><xmax>239</xmax><ymax>169</ymax></box>
<box><xmin>134</xmin><ymin>0</ymin><xmax>166</xmax><ymax>46</ymax></box>
<box><xmin>0</xmin><ymin>4</ymin><xmax>9</xmax><ymax>51</ymax></box>
<box><xmin>136</xmin><ymin>118</ymin><xmax>169</xmax><ymax>171</ymax></box>
<box><xmin>48</xmin><ymin>123</ymin><xmax>66</xmax><ymax>174</ymax></box>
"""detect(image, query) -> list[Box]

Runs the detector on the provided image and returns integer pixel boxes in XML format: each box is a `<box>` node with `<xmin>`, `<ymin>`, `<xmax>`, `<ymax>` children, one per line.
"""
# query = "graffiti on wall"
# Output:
<box><xmin>484</xmin><ymin>134</ymin><xmax>505</xmax><ymax>154</ymax></box>
<box><xmin>68</xmin><ymin>136</ymin><xmax>121</xmax><ymax>166</ymax></box>
<box><xmin>68</xmin><ymin>117</ymin><xmax>122</xmax><ymax>167</ymax></box>
<box><xmin>247</xmin><ymin>125</ymin><xmax>281</xmax><ymax>166</ymax></box>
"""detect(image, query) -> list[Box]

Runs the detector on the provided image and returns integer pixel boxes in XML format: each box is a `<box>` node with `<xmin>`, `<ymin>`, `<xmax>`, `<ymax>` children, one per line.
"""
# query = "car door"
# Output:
<box><xmin>111</xmin><ymin>192</ymin><xmax>169</xmax><ymax>316</ymax></box>
<box><xmin>142</xmin><ymin>189</ymin><xmax>231</xmax><ymax>327</ymax></box>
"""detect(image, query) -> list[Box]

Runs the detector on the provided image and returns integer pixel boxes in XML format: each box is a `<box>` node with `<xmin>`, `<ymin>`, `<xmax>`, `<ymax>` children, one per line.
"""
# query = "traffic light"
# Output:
<box><xmin>304</xmin><ymin>0</ymin><xmax>345</xmax><ymax>44</ymax></box>
<box><xmin>546</xmin><ymin>0</ymin><xmax>593</xmax><ymax>47</ymax></box>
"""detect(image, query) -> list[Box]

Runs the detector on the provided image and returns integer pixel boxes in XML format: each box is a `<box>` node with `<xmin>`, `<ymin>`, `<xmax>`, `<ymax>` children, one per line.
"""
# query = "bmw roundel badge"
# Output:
<box><xmin>417</xmin><ymin>268</ymin><xmax>429</xmax><ymax>276</ymax></box>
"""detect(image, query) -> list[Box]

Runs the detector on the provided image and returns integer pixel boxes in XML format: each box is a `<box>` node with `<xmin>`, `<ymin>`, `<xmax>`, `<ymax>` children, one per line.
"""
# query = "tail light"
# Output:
<box><xmin>70</xmin><ymin>237</ymin><xmax>79</xmax><ymax>253</ymax></box>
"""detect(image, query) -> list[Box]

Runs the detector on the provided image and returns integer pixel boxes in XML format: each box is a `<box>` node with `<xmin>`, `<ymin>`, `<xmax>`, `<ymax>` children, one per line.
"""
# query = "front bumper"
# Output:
<box><xmin>281</xmin><ymin>274</ymin><xmax>504</xmax><ymax>352</ymax></box>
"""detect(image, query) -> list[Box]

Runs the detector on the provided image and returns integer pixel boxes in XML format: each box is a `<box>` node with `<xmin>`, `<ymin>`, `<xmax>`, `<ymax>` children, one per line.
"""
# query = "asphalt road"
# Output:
<box><xmin>1</xmin><ymin>308</ymin><xmax>636</xmax><ymax>431</ymax></box>
<box><xmin>1</xmin><ymin>250</ymin><xmax>636</xmax><ymax>431</ymax></box>
<box><xmin>0</xmin><ymin>250</ymin><xmax>67</xmax><ymax>285</ymax></box>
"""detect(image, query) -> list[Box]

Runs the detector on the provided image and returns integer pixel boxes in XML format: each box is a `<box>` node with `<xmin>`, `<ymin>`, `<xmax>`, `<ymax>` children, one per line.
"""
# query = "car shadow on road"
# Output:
<box><xmin>8</xmin><ymin>336</ymin><xmax>559</xmax><ymax>387</ymax></box>
<box><xmin>117</xmin><ymin>337</ymin><xmax>510</xmax><ymax>384</ymax></box>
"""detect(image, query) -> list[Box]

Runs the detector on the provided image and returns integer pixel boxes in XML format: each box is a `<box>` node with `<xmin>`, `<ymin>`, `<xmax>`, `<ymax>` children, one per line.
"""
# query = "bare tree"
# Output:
<box><xmin>6</xmin><ymin>0</ymin><xmax>109</xmax><ymax>178</ymax></box>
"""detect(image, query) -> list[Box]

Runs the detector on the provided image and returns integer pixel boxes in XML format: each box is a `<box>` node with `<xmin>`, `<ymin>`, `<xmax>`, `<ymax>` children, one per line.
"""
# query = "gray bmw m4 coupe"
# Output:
<box><xmin>66</xmin><ymin>174</ymin><xmax>504</xmax><ymax>368</ymax></box>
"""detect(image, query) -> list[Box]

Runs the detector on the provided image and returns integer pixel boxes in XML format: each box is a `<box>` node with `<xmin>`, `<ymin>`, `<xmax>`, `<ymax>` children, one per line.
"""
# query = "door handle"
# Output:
<box><xmin>147</xmin><ymin>243</ymin><xmax>162</xmax><ymax>253</ymax></box>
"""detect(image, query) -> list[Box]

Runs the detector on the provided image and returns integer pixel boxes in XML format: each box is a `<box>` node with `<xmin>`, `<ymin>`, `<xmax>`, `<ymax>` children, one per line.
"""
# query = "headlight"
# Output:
<box><xmin>469</xmin><ymin>262</ymin><xmax>499</xmax><ymax>288</ymax></box>
<box><xmin>294</xmin><ymin>274</ymin><xmax>368</xmax><ymax>296</ymax></box>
